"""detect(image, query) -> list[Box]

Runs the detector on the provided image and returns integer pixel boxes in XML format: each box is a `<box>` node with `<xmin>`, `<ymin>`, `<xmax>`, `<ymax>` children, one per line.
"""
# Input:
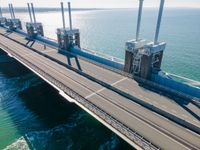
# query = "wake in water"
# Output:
<box><xmin>3</xmin><ymin>113</ymin><xmax>120</xmax><ymax>150</ymax></box>
<box><xmin>0</xmin><ymin>54</ymin><xmax>133</xmax><ymax>150</ymax></box>
<box><xmin>4</xmin><ymin>137</ymin><xmax>30</xmax><ymax>150</ymax></box>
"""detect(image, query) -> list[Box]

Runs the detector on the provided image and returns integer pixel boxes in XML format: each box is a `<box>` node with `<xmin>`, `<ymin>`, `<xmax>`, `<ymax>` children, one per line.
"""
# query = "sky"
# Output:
<box><xmin>0</xmin><ymin>0</ymin><xmax>200</xmax><ymax>8</ymax></box>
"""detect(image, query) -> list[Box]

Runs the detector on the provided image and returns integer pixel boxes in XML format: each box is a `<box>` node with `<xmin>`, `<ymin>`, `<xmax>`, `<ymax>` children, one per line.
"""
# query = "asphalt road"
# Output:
<box><xmin>0</xmin><ymin>28</ymin><xmax>199</xmax><ymax>149</ymax></box>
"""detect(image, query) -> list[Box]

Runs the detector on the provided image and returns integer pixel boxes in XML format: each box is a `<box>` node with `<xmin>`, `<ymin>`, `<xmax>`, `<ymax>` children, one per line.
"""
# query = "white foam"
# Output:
<box><xmin>4</xmin><ymin>137</ymin><xmax>30</xmax><ymax>150</ymax></box>
<box><xmin>3</xmin><ymin>117</ymin><xmax>82</xmax><ymax>150</ymax></box>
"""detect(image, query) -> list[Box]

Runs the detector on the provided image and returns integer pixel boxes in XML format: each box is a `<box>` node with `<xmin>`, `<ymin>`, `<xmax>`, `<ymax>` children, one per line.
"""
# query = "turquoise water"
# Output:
<box><xmin>0</xmin><ymin>57</ymin><xmax>132</xmax><ymax>149</ymax></box>
<box><xmin>0</xmin><ymin>8</ymin><xmax>200</xmax><ymax>149</ymax></box>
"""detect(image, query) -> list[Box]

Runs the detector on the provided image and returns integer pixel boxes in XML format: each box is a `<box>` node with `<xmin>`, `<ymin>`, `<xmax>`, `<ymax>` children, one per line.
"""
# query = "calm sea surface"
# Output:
<box><xmin>0</xmin><ymin>8</ymin><xmax>200</xmax><ymax>149</ymax></box>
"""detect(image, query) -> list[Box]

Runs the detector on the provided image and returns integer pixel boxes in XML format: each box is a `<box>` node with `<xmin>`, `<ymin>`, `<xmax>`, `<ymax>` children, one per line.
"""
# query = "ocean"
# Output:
<box><xmin>0</xmin><ymin>8</ymin><xmax>200</xmax><ymax>149</ymax></box>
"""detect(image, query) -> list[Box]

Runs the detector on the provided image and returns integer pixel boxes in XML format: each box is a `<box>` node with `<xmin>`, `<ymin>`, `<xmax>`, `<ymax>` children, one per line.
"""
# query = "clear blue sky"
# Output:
<box><xmin>0</xmin><ymin>0</ymin><xmax>200</xmax><ymax>8</ymax></box>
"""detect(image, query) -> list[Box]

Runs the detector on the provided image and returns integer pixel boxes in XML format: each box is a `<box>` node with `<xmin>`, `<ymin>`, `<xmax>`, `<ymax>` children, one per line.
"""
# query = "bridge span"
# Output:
<box><xmin>0</xmin><ymin>27</ymin><xmax>200</xmax><ymax>149</ymax></box>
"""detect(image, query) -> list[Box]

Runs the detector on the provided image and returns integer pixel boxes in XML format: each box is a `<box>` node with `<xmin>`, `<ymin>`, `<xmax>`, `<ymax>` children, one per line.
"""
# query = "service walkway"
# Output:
<box><xmin>0</xmin><ymin>27</ymin><xmax>199</xmax><ymax>150</ymax></box>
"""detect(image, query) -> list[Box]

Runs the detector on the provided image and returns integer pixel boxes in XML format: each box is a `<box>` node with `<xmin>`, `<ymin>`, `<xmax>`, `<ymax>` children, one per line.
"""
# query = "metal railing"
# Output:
<box><xmin>1</xmin><ymin>30</ymin><xmax>199</xmax><ymax>135</ymax></box>
<box><xmin>82</xmin><ymin>48</ymin><xmax>124</xmax><ymax>64</ymax></box>
<box><xmin>0</xmin><ymin>43</ymin><xmax>159</xmax><ymax>150</ymax></box>
<box><xmin>167</xmin><ymin>73</ymin><xmax>200</xmax><ymax>89</ymax></box>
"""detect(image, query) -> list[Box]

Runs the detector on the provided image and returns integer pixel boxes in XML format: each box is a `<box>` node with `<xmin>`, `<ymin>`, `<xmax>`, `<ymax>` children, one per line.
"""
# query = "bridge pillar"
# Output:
<box><xmin>0</xmin><ymin>17</ymin><xmax>7</xmax><ymax>27</ymax></box>
<box><xmin>26</xmin><ymin>3</ymin><xmax>44</xmax><ymax>40</ymax></box>
<box><xmin>57</xmin><ymin>2</ymin><xmax>81</xmax><ymax>51</ymax></box>
<box><xmin>57</xmin><ymin>28</ymin><xmax>80</xmax><ymax>51</ymax></box>
<box><xmin>6</xmin><ymin>4</ymin><xmax>22</xmax><ymax>31</ymax></box>
<box><xmin>140</xmin><ymin>42</ymin><xmax>166</xmax><ymax>79</ymax></box>
<box><xmin>124</xmin><ymin>0</ymin><xmax>166</xmax><ymax>80</ymax></box>
<box><xmin>26</xmin><ymin>22</ymin><xmax>44</xmax><ymax>39</ymax></box>
<box><xmin>6</xmin><ymin>18</ymin><xmax>22</xmax><ymax>31</ymax></box>
<box><xmin>124</xmin><ymin>0</ymin><xmax>146</xmax><ymax>75</ymax></box>
<box><xmin>0</xmin><ymin>7</ymin><xmax>7</xmax><ymax>27</ymax></box>
<box><xmin>124</xmin><ymin>39</ymin><xmax>146</xmax><ymax>73</ymax></box>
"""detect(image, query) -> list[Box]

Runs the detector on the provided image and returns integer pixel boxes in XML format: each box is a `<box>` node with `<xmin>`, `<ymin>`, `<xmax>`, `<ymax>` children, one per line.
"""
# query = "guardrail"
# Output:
<box><xmin>151</xmin><ymin>73</ymin><xmax>200</xmax><ymax>99</ymax></box>
<box><xmin>168</xmin><ymin>73</ymin><xmax>200</xmax><ymax>89</ymax></box>
<box><xmin>0</xmin><ymin>43</ymin><xmax>159</xmax><ymax>150</ymax></box>
<box><xmin>82</xmin><ymin>48</ymin><xmax>124</xmax><ymax>64</ymax></box>
<box><xmin>1</xmin><ymin>30</ymin><xmax>200</xmax><ymax>135</ymax></box>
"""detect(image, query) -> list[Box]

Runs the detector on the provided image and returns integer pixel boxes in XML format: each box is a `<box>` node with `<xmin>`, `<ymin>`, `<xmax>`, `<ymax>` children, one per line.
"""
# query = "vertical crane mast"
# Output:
<box><xmin>11</xmin><ymin>4</ymin><xmax>15</xmax><ymax>19</ymax></box>
<box><xmin>124</xmin><ymin>0</ymin><xmax>146</xmax><ymax>73</ymax></box>
<box><xmin>31</xmin><ymin>3</ymin><xmax>37</xmax><ymax>23</ymax></box>
<box><xmin>124</xmin><ymin>0</ymin><xmax>166</xmax><ymax>80</ymax></box>
<box><xmin>57</xmin><ymin>1</ymin><xmax>80</xmax><ymax>51</ymax></box>
<box><xmin>27</xmin><ymin>3</ymin><xmax>33</xmax><ymax>23</ymax></box>
<box><xmin>0</xmin><ymin>7</ymin><xmax>3</xmax><ymax>17</ymax></box>
<box><xmin>8</xmin><ymin>4</ymin><xmax>13</xmax><ymax>19</ymax></box>
<box><xmin>26</xmin><ymin>3</ymin><xmax>44</xmax><ymax>39</ymax></box>
<box><xmin>139</xmin><ymin>0</ymin><xmax>166</xmax><ymax>79</ymax></box>
<box><xmin>136</xmin><ymin>0</ymin><xmax>144</xmax><ymax>41</ymax></box>
<box><xmin>61</xmin><ymin>2</ymin><xmax>66</xmax><ymax>29</ymax></box>
<box><xmin>6</xmin><ymin>3</ymin><xmax>22</xmax><ymax>30</ymax></box>
<box><xmin>68</xmin><ymin>2</ymin><xmax>73</xmax><ymax>31</ymax></box>
<box><xmin>154</xmin><ymin>0</ymin><xmax>165</xmax><ymax>44</ymax></box>
<box><xmin>0</xmin><ymin>6</ymin><xmax>7</xmax><ymax>26</ymax></box>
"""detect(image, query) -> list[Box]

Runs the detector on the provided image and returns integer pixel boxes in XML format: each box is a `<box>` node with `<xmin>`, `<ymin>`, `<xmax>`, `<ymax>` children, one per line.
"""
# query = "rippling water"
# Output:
<box><xmin>0</xmin><ymin>55</ymin><xmax>133</xmax><ymax>149</ymax></box>
<box><xmin>0</xmin><ymin>8</ymin><xmax>200</xmax><ymax>149</ymax></box>
<box><xmin>3</xmin><ymin>8</ymin><xmax>199</xmax><ymax>81</ymax></box>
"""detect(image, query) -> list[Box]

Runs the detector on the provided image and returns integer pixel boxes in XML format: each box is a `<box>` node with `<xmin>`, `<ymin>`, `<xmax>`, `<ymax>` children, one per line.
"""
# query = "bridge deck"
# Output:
<box><xmin>0</xmin><ymin>27</ymin><xmax>199</xmax><ymax>149</ymax></box>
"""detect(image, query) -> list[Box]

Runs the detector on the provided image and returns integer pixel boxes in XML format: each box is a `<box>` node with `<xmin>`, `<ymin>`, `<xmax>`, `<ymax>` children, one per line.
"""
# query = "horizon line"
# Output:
<box><xmin>1</xmin><ymin>6</ymin><xmax>200</xmax><ymax>9</ymax></box>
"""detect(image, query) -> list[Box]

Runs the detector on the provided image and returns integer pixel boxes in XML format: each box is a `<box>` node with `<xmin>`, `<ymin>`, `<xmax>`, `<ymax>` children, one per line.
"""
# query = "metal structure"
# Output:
<box><xmin>57</xmin><ymin>2</ymin><xmax>80</xmax><ymax>51</ymax></box>
<box><xmin>26</xmin><ymin>3</ymin><xmax>44</xmax><ymax>39</ymax></box>
<box><xmin>124</xmin><ymin>0</ymin><xmax>166</xmax><ymax>80</ymax></box>
<box><xmin>1</xmin><ymin>26</ymin><xmax>200</xmax><ymax>150</ymax></box>
<box><xmin>0</xmin><ymin>7</ymin><xmax>7</xmax><ymax>26</ymax></box>
<box><xmin>124</xmin><ymin>0</ymin><xmax>146</xmax><ymax>74</ymax></box>
<box><xmin>141</xmin><ymin>0</ymin><xmax>166</xmax><ymax>79</ymax></box>
<box><xmin>1</xmin><ymin>1</ymin><xmax>200</xmax><ymax>149</ymax></box>
<box><xmin>6</xmin><ymin>4</ymin><xmax>22</xmax><ymax>30</ymax></box>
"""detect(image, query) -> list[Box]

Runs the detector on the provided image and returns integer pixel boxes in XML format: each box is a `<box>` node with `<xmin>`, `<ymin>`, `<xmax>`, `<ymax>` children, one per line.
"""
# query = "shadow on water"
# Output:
<box><xmin>19</xmin><ymin>82</ymin><xmax>79</xmax><ymax>128</ymax></box>
<box><xmin>0</xmin><ymin>55</ymin><xmax>30</xmax><ymax>78</ymax></box>
<box><xmin>0</xmin><ymin>50</ymin><xmax>134</xmax><ymax>150</ymax></box>
<box><xmin>19</xmin><ymin>84</ymin><xmax>134</xmax><ymax>150</ymax></box>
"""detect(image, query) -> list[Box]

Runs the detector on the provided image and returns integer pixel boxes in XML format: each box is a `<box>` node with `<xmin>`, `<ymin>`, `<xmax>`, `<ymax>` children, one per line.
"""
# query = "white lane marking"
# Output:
<box><xmin>111</xmin><ymin>77</ymin><xmax>127</xmax><ymax>86</ymax></box>
<box><xmin>85</xmin><ymin>86</ymin><xmax>106</xmax><ymax>99</ymax></box>
<box><xmin>85</xmin><ymin>77</ymin><xmax>127</xmax><ymax>99</ymax></box>
<box><xmin>22</xmin><ymin>53</ymin><xmax>33</xmax><ymax>57</ymax></box>
<box><xmin>9</xmin><ymin>53</ymin><xmax>32</xmax><ymax>58</ymax></box>
<box><xmin>42</xmin><ymin>49</ymin><xmax>55</xmax><ymax>53</ymax></box>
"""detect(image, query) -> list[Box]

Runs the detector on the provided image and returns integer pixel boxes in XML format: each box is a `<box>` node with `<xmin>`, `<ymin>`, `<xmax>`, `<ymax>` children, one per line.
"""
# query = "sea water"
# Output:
<box><xmin>0</xmin><ymin>8</ymin><xmax>199</xmax><ymax>149</ymax></box>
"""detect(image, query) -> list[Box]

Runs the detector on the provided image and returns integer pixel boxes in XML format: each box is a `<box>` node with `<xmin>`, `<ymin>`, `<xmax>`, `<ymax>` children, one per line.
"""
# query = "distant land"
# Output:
<box><xmin>1</xmin><ymin>7</ymin><xmax>103</xmax><ymax>13</ymax></box>
<box><xmin>1</xmin><ymin>7</ymin><xmax>199</xmax><ymax>13</ymax></box>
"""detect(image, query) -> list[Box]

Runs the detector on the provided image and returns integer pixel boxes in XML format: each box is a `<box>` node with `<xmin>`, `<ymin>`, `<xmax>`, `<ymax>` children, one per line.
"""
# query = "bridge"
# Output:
<box><xmin>1</xmin><ymin>27</ymin><xmax>200</xmax><ymax>150</ymax></box>
<box><xmin>0</xmin><ymin>1</ymin><xmax>200</xmax><ymax>150</ymax></box>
